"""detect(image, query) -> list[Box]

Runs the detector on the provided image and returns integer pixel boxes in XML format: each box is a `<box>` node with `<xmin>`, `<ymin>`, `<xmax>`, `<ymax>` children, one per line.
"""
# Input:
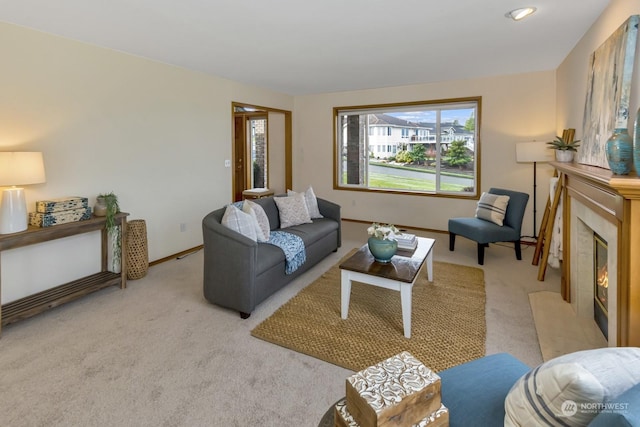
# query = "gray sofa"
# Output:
<box><xmin>202</xmin><ymin>196</ymin><xmax>341</xmax><ymax>318</ymax></box>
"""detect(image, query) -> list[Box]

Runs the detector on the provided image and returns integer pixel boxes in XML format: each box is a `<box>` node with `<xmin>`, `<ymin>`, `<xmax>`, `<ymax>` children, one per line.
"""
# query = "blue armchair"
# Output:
<box><xmin>448</xmin><ymin>188</ymin><xmax>529</xmax><ymax>265</ymax></box>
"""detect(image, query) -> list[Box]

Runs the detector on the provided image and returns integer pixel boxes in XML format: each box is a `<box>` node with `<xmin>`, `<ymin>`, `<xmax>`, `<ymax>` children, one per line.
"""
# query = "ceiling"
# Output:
<box><xmin>0</xmin><ymin>0</ymin><xmax>610</xmax><ymax>95</ymax></box>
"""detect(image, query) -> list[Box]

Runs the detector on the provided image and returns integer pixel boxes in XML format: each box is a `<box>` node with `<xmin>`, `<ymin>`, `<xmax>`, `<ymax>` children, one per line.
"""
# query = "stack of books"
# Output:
<box><xmin>395</xmin><ymin>233</ymin><xmax>417</xmax><ymax>250</ymax></box>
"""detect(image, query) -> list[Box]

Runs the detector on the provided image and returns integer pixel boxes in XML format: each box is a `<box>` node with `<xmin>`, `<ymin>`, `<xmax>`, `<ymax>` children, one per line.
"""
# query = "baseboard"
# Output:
<box><xmin>149</xmin><ymin>245</ymin><xmax>203</xmax><ymax>267</ymax></box>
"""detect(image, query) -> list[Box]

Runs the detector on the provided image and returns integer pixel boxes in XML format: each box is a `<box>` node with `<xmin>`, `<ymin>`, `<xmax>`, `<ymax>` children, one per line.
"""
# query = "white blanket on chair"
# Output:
<box><xmin>548</xmin><ymin>177</ymin><xmax>562</xmax><ymax>268</ymax></box>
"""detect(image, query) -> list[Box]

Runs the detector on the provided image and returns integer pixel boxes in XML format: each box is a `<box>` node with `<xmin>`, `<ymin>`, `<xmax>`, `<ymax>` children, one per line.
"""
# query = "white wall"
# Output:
<box><xmin>557</xmin><ymin>0</ymin><xmax>640</xmax><ymax>139</ymax></box>
<box><xmin>293</xmin><ymin>72</ymin><xmax>557</xmax><ymax>235</ymax></box>
<box><xmin>0</xmin><ymin>22</ymin><xmax>293</xmax><ymax>303</ymax></box>
<box><xmin>267</xmin><ymin>111</ymin><xmax>286</xmax><ymax>194</ymax></box>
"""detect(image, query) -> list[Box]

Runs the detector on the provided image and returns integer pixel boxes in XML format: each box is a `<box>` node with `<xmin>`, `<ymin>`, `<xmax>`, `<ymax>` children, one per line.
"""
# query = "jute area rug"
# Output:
<box><xmin>251</xmin><ymin>250</ymin><xmax>486</xmax><ymax>372</ymax></box>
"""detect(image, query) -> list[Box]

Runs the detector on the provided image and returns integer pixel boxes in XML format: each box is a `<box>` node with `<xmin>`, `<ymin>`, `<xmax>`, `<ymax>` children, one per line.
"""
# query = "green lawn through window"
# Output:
<box><xmin>368</xmin><ymin>172</ymin><xmax>465</xmax><ymax>191</ymax></box>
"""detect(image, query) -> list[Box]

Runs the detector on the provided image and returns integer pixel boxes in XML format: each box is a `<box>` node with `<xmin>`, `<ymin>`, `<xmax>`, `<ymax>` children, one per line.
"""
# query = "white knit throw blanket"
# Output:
<box><xmin>548</xmin><ymin>177</ymin><xmax>563</xmax><ymax>268</ymax></box>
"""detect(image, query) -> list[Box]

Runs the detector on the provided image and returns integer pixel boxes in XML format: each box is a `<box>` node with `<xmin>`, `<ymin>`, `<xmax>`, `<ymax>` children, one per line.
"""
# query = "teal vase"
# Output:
<box><xmin>367</xmin><ymin>237</ymin><xmax>398</xmax><ymax>263</ymax></box>
<box><xmin>634</xmin><ymin>109</ymin><xmax>640</xmax><ymax>174</ymax></box>
<box><xmin>606</xmin><ymin>128</ymin><xmax>633</xmax><ymax>175</ymax></box>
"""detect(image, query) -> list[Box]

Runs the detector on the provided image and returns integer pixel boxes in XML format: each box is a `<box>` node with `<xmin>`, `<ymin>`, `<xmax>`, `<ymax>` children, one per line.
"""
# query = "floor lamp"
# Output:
<box><xmin>516</xmin><ymin>142</ymin><xmax>553</xmax><ymax>239</ymax></box>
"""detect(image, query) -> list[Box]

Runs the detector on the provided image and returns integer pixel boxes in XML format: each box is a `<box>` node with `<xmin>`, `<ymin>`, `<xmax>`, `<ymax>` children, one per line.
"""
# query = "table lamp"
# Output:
<box><xmin>0</xmin><ymin>152</ymin><xmax>46</xmax><ymax>234</ymax></box>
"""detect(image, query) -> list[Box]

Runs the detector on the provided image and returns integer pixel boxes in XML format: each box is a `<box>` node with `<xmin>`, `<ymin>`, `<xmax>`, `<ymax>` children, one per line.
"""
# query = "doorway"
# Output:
<box><xmin>232</xmin><ymin>102</ymin><xmax>292</xmax><ymax>202</ymax></box>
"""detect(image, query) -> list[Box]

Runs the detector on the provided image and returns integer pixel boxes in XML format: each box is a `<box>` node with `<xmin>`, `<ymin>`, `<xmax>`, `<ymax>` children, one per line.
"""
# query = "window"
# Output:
<box><xmin>334</xmin><ymin>97</ymin><xmax>480</xmax><ymax>197</ymax></box>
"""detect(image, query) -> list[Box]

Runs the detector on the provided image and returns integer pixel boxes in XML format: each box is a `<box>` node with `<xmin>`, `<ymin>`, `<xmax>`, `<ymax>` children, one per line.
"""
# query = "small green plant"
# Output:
<box><xmin>546</xmin><ymin>136</ymin><xmax>581</xmax><ymax>151</ymax></box>
<box><xmin>97</xmin><ymin>192</ymin><xmax>120</xmax><ymax>230</ymax></box>
<box><xmin>97</xmin><ymin>192</ymin><xmax>121</xmax><ymax>273</ymax></box>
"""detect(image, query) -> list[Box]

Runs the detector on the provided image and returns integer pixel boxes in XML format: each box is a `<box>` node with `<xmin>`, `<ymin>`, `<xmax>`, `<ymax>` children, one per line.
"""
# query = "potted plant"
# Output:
<box><xmin>367</xmin><ymin>223</ymin><xmax>399</xmax><ymax>263</ymax></box>
<box><xmin>96</xmin><ymin>192</ymin><xmax>121</xmax><ymax>272</ymax></box>
<box><xmin>546</xmin><ymin>135</ymin><xmax>581</xmax><ymax>162</ymax></box>
<box><xmin>96</xmin><ymin>192</ymin><xmax>120</xmax><ymax>228</ymax></box>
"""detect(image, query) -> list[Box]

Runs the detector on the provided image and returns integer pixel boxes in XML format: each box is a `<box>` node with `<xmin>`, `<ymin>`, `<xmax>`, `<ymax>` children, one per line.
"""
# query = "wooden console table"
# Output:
<box><xmin>0</xmin><ymin>212</ymin><xmax>129</xmax><ymax>336</ymax></box>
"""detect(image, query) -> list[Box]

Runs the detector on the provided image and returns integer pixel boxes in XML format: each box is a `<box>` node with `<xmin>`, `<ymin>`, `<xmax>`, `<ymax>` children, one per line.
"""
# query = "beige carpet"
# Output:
<box><xmin>251</xmin><ymin>252</ymin><xmax>486</xmax><ymax>372</ymax></box>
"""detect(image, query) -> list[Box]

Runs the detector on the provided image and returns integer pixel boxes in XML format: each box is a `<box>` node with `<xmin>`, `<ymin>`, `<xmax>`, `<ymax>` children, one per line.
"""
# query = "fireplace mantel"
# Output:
<box><xmin>552</xmin><ymin>161</ymin><xmax>640</xmax><ymax>346</ymax></box>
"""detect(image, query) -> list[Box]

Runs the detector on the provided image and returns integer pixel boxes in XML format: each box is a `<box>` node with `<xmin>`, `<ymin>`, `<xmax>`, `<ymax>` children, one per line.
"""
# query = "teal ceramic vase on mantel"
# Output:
<box><xmin>367</xmin><ymin>237</ymin><xmax>398</xmax><ymax>263</ymax></box>
<box><xmin>606</xmin><ymin>128</ymin><xmax>633</xmax><ymax>175</ymax></box>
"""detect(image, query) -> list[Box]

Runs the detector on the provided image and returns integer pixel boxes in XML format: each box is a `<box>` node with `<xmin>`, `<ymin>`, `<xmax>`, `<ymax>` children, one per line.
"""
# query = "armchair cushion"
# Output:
<box><xmin>439</xmin><ymin>353</ymin><xmax>530</xmax><ymax>427</ymax></box>
<box><xmin>589</xmin><ymin>382</ymin><xmax>640</xmax><ymax>426</ymax></box>
<box><xmin>475</xmin><ymin>192</ymin><xmax>510</xmax><ymax>226</ymax></box>
<box><xmin>448</xmin><ymin>217</ymin><xmax>520</xmax><ymax>244</ymax></box>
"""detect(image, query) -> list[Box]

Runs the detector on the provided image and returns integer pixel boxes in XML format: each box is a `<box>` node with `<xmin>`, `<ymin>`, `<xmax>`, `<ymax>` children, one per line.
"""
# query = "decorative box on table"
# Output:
<box><xmin>334</xmin><ymin>399</ymin><xmax>449</xmax><ymax>427</ymax></box>
<box><xmin>338</xmin><ymin>351</ymin><xmax>448</xmax><ymax>427</ymax></box>
<box><xmin>35</xmin><ymin>197</ymin><xmax>88</xmax><ymax>213</ymax></box>
<box><xmin>29</xmin><ymin>207</ymin><xmax>92</xmax><ymax>227</ymax></box>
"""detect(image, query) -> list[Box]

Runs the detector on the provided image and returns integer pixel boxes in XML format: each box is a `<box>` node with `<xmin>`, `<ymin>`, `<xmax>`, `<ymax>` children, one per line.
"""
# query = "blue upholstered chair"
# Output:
<box><xmin>448</xmin><ymin>188</ymin><xmax>529</xmax><ymax>265</ymax></box>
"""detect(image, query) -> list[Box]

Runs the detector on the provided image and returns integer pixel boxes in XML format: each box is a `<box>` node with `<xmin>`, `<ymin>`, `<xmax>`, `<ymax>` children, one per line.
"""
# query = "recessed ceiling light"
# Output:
<box><xmin>505</xmin><ymin>7</ymin><xmax>537</xmax><ymax>21</ymax></box>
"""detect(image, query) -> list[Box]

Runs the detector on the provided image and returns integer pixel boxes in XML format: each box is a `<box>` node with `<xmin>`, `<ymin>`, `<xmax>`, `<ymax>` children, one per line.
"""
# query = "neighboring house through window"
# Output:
<box><xmin>334</xmin><ymin>97</ymin><xmax>480</xmax><ymax>197</ymax></box>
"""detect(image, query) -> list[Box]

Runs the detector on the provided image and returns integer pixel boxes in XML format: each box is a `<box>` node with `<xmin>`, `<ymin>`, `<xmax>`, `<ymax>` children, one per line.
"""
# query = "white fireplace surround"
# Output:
<box><xmin>570</xmin><ymin>198</ymin><xmax>617</xmax><ymax>346</ymax></box>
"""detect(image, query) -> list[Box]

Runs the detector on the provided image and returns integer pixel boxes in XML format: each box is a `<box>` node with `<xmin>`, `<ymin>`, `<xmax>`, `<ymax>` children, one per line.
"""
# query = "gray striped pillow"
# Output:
<box><xmin>475</xmin><ymin>192</ymin><xmax>510</xmax><ymax>226</ymax></box>
<box><xmin>505</xmin><ymin>347</ymin><xmax>640</xmax><ymax>426</ymax></box>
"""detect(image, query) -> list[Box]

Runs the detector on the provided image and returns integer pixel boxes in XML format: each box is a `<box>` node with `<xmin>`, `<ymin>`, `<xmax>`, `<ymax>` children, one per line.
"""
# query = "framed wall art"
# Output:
<box><xmin>578</xmin><ymin>15</ymin><xmax>639</xmax><ymax>169</ymax></box>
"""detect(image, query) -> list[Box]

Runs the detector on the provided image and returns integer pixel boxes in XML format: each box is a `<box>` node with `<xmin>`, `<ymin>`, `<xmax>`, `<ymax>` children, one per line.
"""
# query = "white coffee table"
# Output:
<box><xmin>339</xmin><ymin>237</ymin><xmax>435</xmax><ymax>338</ymax></box>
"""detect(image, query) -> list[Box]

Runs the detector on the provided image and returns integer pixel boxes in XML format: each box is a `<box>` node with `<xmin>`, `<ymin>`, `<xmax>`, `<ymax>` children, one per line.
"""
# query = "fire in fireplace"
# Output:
<box><xmin>594</xmin><ymin>233</ymin><xmax>608</xmax><ymax>339</ymax></box>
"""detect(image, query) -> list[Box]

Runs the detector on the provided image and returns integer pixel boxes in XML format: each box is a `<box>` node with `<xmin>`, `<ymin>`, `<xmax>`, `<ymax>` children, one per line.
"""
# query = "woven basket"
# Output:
<box><xmin>126</xmin><ymin>219</ymin><xmax>149</xmax><ymax>280</ymax></box>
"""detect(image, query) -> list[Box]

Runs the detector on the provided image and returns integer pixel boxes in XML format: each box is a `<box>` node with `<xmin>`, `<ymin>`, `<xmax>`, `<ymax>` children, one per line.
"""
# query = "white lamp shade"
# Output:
<box><xmin>0</xmin><ymin>152</ymin><xmax>46</xmax><ymax>186</ymax></box>
<box><xmin>0</xmin><ymin>152</ymin><xmax>46</xmax><ymax>234</ymax></box>
<box><xmin>515</xmin><ymin>142</ymin><xmax>554</xmax><ymax>163</ymax></box>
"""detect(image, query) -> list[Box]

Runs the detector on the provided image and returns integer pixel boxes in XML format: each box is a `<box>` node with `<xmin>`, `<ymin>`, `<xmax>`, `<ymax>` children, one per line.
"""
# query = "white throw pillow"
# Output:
<box><xmin>475</xmin><ymin>192</ymin><xmax>510</xmax><ymax>226</ymax></box>
<box><xmin>221</xmin><ymin>204</ymin><xmax>257</xmax><ymax>241</ymax></box>
<box><xmin>242</xmin><ymin>200</ymin><xmax>270</xmax><ymax>242</ymax></box>
<box><xmin>274</xmin><ymin>193</ymin><xmax>312</xmax><ymax>228</ymax></box>
<box><xmin>505</xmin><ymin>347</ymin><xmax>640</xmax><ymax>427</ymax></box>
<box><xmin>288</xmin><ymin>186</ymin><xmax>323</xmax><ymax>219</ymax></box>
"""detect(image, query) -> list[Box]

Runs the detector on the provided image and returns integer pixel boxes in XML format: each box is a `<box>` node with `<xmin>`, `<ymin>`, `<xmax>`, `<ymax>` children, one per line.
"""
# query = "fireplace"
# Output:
<box><xmin>555</xmin><ymin>160</ymin><xmax>640</xmax><ymax>347</ymax></box>
<box><xmin>594</xmin><ymin>233</ymin><xmax>608</xmax><ymax>340</ymax></box>
<box><xmin>570</xmin><ymin>198</ymin><xmax>617</xmax><ymax>345</ymax></box>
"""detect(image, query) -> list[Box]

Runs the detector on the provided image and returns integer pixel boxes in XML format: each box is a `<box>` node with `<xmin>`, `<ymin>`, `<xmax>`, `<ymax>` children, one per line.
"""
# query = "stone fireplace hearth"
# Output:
<box><xmin>554</xmin><ymin>161</ymin><xmax>640</xmax><ymax>347</ymax></box>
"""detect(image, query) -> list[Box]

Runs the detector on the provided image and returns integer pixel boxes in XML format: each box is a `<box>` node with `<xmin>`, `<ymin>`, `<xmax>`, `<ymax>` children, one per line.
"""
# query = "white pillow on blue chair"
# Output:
<box><xmin>476</xmin><ymin>192</ymin><xmax>510</xmax><ymax>226</ymax></box>
<box><xmin>505</xmin><ymin>347</ymin><xmax>640</xmax><ymax>426</ymax></box>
